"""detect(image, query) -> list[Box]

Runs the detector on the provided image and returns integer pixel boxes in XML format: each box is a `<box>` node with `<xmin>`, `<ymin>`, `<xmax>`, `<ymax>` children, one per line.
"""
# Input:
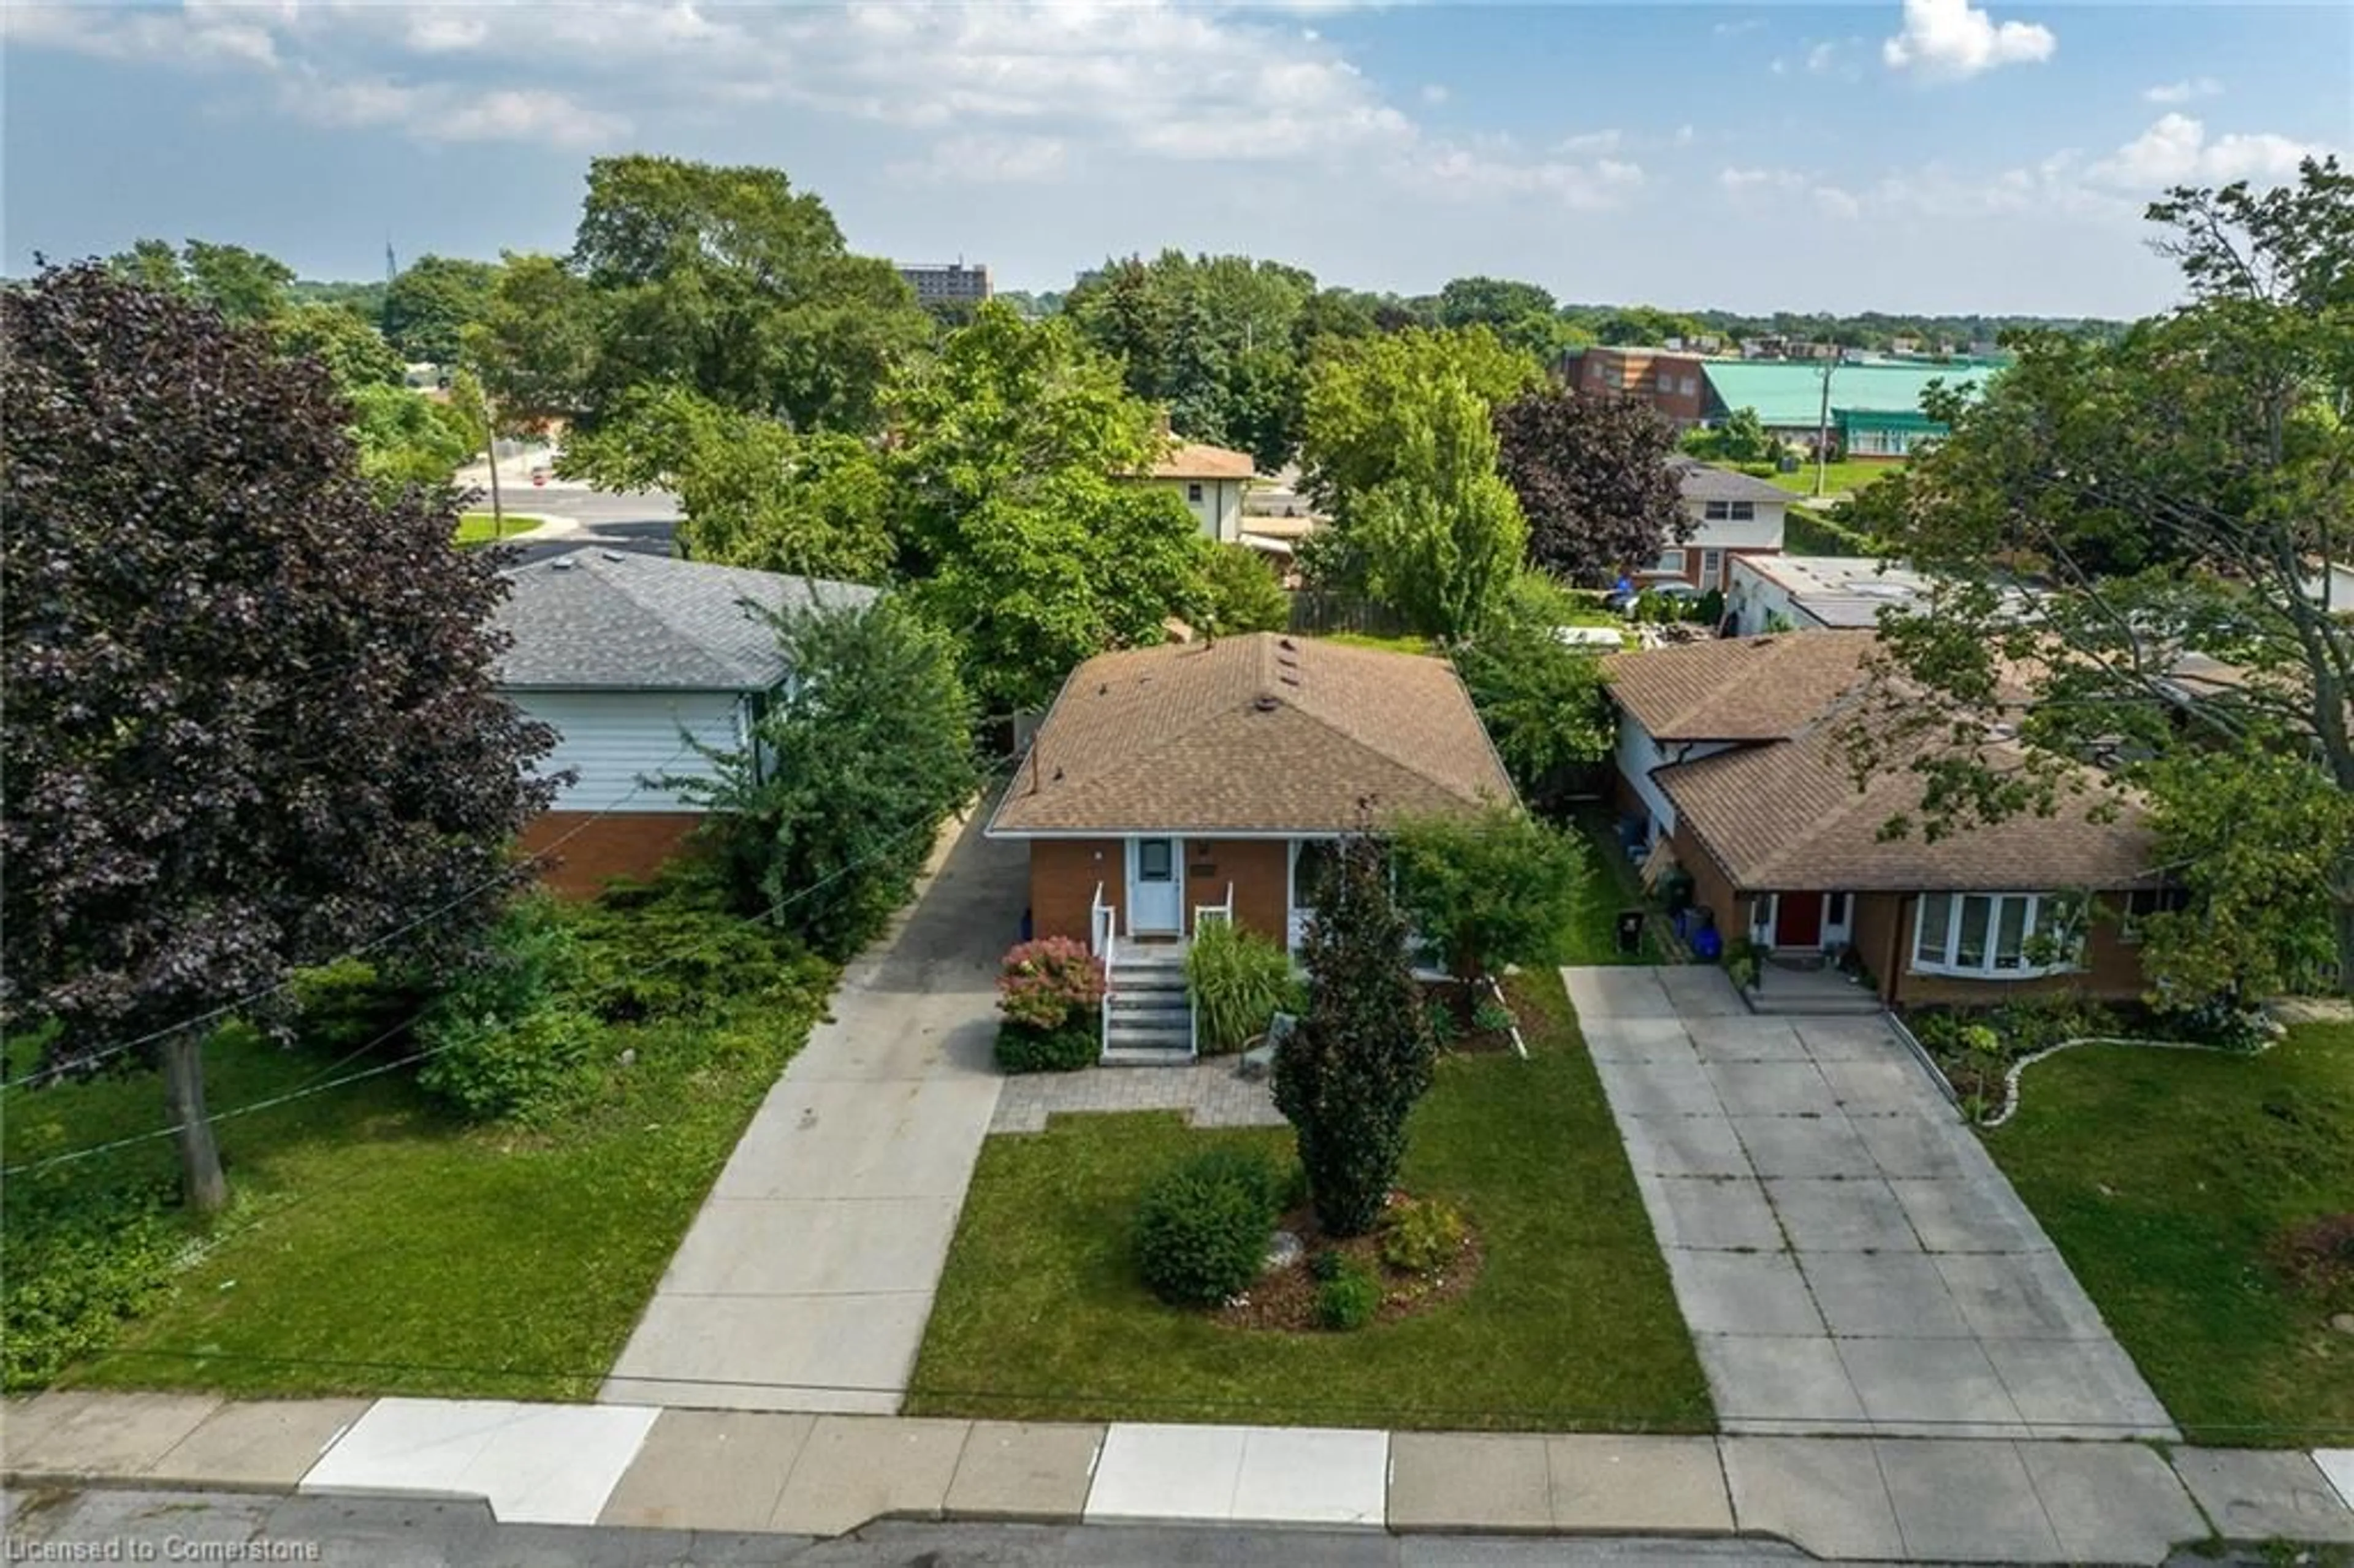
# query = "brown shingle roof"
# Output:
<box><xmin>1604</xmin><ymin>631</ymin><xmax>1878</xmax><ymax>742</ymax></box>
<box><xmin>1656</xmin><ymin>726</ymin><xmax>2153</xmax><ymax>893</ymax></box>
<box><xmin>988</xmin><ymin>633</ymin><xmax>1515</xmax><ymax>834</ymax></box>
<box><xmin>1144</xmin><ymin>441</ymin><xmax>1259</xmax><ymax>481</ymax></box>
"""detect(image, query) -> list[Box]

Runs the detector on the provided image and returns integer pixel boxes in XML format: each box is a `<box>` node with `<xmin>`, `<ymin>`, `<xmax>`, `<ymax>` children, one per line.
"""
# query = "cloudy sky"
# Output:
<box><xmin>4</xmin><ymin>1</ymin><xmax>2347</xmax><ymax>318</ymax></box>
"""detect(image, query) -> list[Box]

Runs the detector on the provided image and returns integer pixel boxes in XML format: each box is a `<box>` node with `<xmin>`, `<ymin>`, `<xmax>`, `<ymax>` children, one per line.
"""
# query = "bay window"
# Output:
<box><xmin>1911</xmin><ymin>892</ymin><xmax>2078</xmax><ymax>979</ymax></box>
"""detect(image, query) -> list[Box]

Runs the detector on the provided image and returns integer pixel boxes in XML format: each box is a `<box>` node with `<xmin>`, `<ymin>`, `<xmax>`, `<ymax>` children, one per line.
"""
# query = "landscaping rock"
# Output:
<box><xmin>1264</xmin><ymin>1230</ymin><xmax>1303</xmax><ymax>1274</ymax></box>
<box><xmin>2331</xmin><ymin>1312</ymin><xmax>2354</xmax><ymax>1336</ymax></box>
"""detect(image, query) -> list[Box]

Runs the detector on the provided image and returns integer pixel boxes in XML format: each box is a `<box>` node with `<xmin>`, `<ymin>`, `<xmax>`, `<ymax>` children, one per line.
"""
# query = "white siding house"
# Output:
<box><xmin>1613</xmin><ymin>720</ymin><xmax>1730</xmax><ymax>847</ymax></box>
<box><xmin>1126</xmin><ymin>426</ymin><xmax>1258</xmax><ymax>544</ymax></box>
<box><xmin>519</xmin><ymin>690</ymin><xmax>750</xmax><ymax>811</ymax></box>
<box><xmin>491</xmin><ymin>548</ymin><xmax>875</xmax><ymax>891</ymax></box>
<box><xmin>1641</xmin><ymin>459</ymin><xmax>1792</xmax><ymax>590</ymax></box>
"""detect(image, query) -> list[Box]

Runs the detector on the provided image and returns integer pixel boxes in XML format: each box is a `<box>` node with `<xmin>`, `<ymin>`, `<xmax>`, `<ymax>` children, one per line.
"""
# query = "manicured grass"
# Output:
<box><xmin>1324</xmin><ymin>631</ymin><xmax>1436</xmax><ymax>656</ymax></box>
<box><xmin>1982</xmin><ymin>1024</ymin><xmax>2354</xmax><ymax>1445</ymax></box>
<box><xmin>4</xmin><ymin>982</ymin><xmax>827</xmax><ymax>1401</ymax></box>
<box><xmin>454</xmin><ymin>511</ymin><xmax>509</xmax><ymax>547</ymax></box>
<box><xmin>1755</xmin><ymin>459</ymin><xmax>1900</xmax><ymax>500</ymax></box>
<box><xmin>1562</xmin><ymin>809</ymin><xmax>1665</xmax><ymax>965</ymax></box>
<box><xmin>906</xmin><ymin>967</ymin><xmax>1710</xmax><ymax>1432</ymax></box>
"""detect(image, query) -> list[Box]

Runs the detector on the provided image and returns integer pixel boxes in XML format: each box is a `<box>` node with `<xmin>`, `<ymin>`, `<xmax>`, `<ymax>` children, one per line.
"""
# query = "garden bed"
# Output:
<box><xmin>1905</xmin><ymin>997</ymin><xmax>2263</xmax><ymax>1124</ymax></box>
<box><xmin>1221</xmin><ymin>1193</ymin><xmax>1484</xmax><ymax>1333</ymax></box>
<box><xmin>1420</xmin><ymin>979</ymin><xmax>1522</xmax><ymax>1055</ymax></box>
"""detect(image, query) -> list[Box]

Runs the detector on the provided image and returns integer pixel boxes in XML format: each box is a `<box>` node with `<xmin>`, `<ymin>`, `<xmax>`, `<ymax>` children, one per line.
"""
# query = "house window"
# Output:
<box><xmin>1912</xmin><ymin>892</ymin><xmax>2078</xmax><ymax>979</ymax></box>
<box><xmin>1825</xmin><ymin>891</ymin><xmax>1851</xmax><ymax>927</ymax></box>
<box><xmin>1186</xmin><ymin>482</ymin><xmax>1204</xmax><ymax>503</ymax></box>
<box><xmin>1700</xmin><ymin>549</ymin><xmax>1723</xmax><ymax>587</ymax></box>
<box><xmin>1138</xmin><ymin>839</ymin><xmax>1174</xmax><ymax>881</ymax></box>
<box><xmin>1681</xmin><ymin>376</ymin><xmax>1698</xmax><ymax>396</ymax></box>
<box><xmin>1655</xmin><ymin>549</ymin><xmax>1687</xmax><ymax>574</ymax></box>
<box><xmin>1704</xmin><ymin>500</ymin><xmax>1729</xmax><ymax>521</ymax></box>
<box><xmin>2117</xmin><ymin>887</ymin><xmax>2190</xmax><ymax>943</ymax></box>
<box><xmin>1702</xmin><ymin>501</ymin><xmax>1758</xmax><ymax>523</ymax></box>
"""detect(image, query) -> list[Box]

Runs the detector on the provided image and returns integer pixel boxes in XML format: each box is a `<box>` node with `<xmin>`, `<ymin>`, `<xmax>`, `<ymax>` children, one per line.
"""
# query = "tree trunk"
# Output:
<box><xmin>2335</xmin><ymin>894</ymin><xmax>2354</xmax><ymax>1001</ymax></box>
<box><xmin>162</xmin><ymin>1029</ymin><xmax>229</xmax><ymax>1214</ymax></box>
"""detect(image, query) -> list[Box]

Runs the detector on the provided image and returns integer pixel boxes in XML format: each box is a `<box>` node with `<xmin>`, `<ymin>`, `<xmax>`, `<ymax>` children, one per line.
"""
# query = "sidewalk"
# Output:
<box><xmin>6</xmin><ymin>1391</ymin><xmax>2353</xmax><ymax>1561</ymax></box>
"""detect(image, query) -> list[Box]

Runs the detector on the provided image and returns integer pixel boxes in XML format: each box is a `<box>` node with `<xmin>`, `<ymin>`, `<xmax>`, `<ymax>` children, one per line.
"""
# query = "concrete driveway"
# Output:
<box><xmin>1565</xmin><ymin>965</ymin><xmax>2177</xmax><ymax>1441</ymax></box>
<box><xmin>601</xmin><ymin>809</ymin><xmax>1026</xmax><ymax>1414</ymax></box>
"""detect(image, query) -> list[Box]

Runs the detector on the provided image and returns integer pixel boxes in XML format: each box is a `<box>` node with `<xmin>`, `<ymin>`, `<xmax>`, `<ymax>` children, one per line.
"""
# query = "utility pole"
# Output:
<box><xmin>1813</xmin><ymin>357</ymin><xmax>1834</xmax><ymax>501</ymax></box>
<box><xmin>480</xmin><ymin>391</ymin><xmax>505</xmax><ymax>541</ymax></box>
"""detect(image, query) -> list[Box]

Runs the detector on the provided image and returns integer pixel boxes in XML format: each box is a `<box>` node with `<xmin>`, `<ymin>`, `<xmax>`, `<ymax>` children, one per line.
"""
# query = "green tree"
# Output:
<box><xmin>1353</xmin><ymin>376</ymin><xmax>1528</xmax><ymax>640</ymax></box>
<box><xmin>1495</xmin><ymin>384</ymin><xmax>1686</xmax><ymax>586</ymax></box>
<box><xmin>665</xmin><ymin>595</ymin><xmax>980</xmax><ymax>960</ymax></box>
<box><xmin>562</xmin><ymin>387</ymin><xmax>893</xmax><ymax>580</ymax></box>
<box><xmin>383</xmin><ymin>254</ymin><xmax>500</xmax><ymax>365</ymax></box>
<box><xmin>464</xmin><ymin>253</ymin><xmax>601</xmax><ymax>429</ymax></box>
<box><xmin>1392</xmin><ymin>805</ymin><xmax>1587</xmax><ymax>984</ymax></box>
<box><xmin>1437</xmin><ymin>276</ymin><xmax>1569</xmax><ymax>361</ymax></box>
<box><xmin>1299</xmin><ymin>326</ymin><xmax>1542</xmax><ymax>521</ymax></box>
<box><xmin>1273</xmin><ymin>832</ymin><xmax>1433</xmax><ymax>1236</ymax></box>
<box><xmin>106</xmin><ymin>238</ymin><xmax>295</xmax><ymax>324</ymax></box>
<box><xmin>1683</xmin><ymin>405</ymin><xmax>1775</xmax><ymax>466</ymax></box>
<box><xmin>1200</xmin><ymin>543</ymin><xmax>1292</xmax><ymax>635</ymax></box>
<box><xmin>568</xmin><ymin>154</ymin><xmax>932</xmax><ymax>433</ymax></box>
<box><xmin>2</xmin><ymin>264</ymin><xmax>557</xmax><ymax>1211</ymax></box>
<box><xmin>1848</xmin><ymin>156</ymin><xmax>2354</xmax><ymax>1002</ymax></box>
<box><xmin>1452</xmin><ymin>572</ymin><xmax>1617</xmax><ymax>812</ymax></box>
<box><xmin>345</xmin><ymin>382</ymin><xmax>473</xmax><ymax>498</ymax></box>
<box><xmin>270</xmin><ymin>302</ymin><xmax>403</xmax><ymax>393</ymax></box>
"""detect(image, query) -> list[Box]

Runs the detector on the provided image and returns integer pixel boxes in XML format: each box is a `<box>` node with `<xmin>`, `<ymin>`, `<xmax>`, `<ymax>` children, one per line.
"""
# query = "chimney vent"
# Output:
<box><xmin>1252</xmin><ymin>695</ymin><xmax>1279</xmax><ymax>712</ymax></box>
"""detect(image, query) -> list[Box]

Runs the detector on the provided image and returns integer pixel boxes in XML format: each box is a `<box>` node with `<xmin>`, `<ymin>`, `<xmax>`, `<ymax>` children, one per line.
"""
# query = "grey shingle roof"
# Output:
<box><xmin>1670</xmin><ymin>457</ymin><xmax>1796</xmax><ymax>505</ymax></box>
<box><xmin>492</xmin><ymin>548</ymin><xmax>877</xmax><ymax>691</ymax></box>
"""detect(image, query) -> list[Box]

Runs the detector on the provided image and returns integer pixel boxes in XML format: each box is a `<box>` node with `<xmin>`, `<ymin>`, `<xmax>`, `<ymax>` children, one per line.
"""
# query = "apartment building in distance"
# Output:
<box><xmin>897</xmin><ymin>261</ymin><xmax>993</xmax><ymax>306</ymax></box>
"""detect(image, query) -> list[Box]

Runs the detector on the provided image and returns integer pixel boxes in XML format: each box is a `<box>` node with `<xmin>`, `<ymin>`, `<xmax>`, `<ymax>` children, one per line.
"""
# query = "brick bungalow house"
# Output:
<box><xmin>1605</xmin><ymin>631</ymin><xmax>2166</xmax><ymax>1007</ymax></box>
<box><xmin>493</xmin><ymin>547</ymin><xmax>875</xmax><ymax>896</ymax></box>
<box><xmin>986</xmin><ymin>631</ymin><xmax>1515</xmax><ymax>1058</ymax></box>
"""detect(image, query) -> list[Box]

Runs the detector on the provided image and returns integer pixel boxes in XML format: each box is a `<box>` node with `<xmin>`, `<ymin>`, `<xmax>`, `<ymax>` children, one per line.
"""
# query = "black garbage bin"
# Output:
<box><xmin>1020</xmin><ymin>906</ymin><xmax>1034</xmax><ymax>943</ymax></box>
<box><xmin>1615</xmin><ymin>909</ymin><xmax>1646</xmax><ymax>954</ymax></box>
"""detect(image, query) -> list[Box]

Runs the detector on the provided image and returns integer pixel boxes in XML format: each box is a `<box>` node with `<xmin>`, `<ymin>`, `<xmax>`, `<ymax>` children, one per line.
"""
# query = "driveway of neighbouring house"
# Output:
<box><xmin>1564</xmin><ymin>965</ymin><xmax>2178</xmax><ymax>1441</ymax></box>
<box><xmin>600</xmin><ymin>809</ymin><xmax>1026</xmax><ymax>1415</ymax></box>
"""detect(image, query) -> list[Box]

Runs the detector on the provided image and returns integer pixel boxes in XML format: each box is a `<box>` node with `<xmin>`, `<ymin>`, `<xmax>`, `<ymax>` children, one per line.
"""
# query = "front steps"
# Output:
<box><xmin>1103</xmin><ymin>945</ymin><xmax>1194</xmax><ymax>1065</ymax></box>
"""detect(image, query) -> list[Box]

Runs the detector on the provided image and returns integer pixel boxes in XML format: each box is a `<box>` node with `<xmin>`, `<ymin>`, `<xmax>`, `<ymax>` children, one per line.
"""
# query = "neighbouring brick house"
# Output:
<box><xmin>986</xmin><ymin>632</ymin><xmax>1516</xmax><ymax>1058</ymax></box>
<box><xmin>1604</xmin><ymin>631</ymin><xmax>2165</xmax><ymax>1007</ymax></box>
<box><xmin>493</xmin><ymin>547</ymin><xmax>875</xmax><ymax>896</ymax></box>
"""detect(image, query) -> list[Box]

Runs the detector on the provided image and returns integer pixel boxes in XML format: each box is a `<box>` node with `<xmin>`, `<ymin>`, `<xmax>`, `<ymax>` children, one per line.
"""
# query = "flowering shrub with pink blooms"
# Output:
<box><xmin>997</xmin><ymin>938</ymin><xmax>1108</xmax><ymax>1032</ymax></box>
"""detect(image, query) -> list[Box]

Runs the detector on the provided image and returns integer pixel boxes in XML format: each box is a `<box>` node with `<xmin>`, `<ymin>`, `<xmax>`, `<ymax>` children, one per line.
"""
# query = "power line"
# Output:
<box><xmin>4</xmin><ymin>759</ymin><xmax>1018</xmax><ymax>1180</ymax></box>
<box><xmin>4</xmin><ymin>734</ymin><xmax>712</xmax><ymax>1094</ymax></box>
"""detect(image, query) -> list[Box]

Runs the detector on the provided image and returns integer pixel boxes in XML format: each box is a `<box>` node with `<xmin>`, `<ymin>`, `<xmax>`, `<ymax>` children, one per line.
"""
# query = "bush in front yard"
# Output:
<box><xmin>998</xmin><ymin>938</ymin><xmax>1108</xmax><ymax>1033</ymax></box>
<box><xmin>1316</xmin><ymin>1259</ymin><xmax>1381</xmax><ymax>1331</ymax></box>
<box><xmin>1379</xmin><ymin>1196</ymin><xmax>1470</xmax><ymax>1275</ymax></box>
<box><xmin>415</xmin><ymin>897</ymin><xmax>600</xmax><ymax>1122</ymax></box>
<box><xmin>1</xmin><ymin>1175</ymin><xmax>180</xmax><ymax>1392</ymax></box>
<box><xmin>995</xmin><ymin>1019</ymin><xmax>1099</xmax><ymax>1074</ymax></box>
<box><xmin>1135</xmin><ymin>1148</ymin><xmax>1283</xmax><ymax>1306</ymax></box>
<box><xmin>1186</xmin><ymin>920</ymin><xmax>1303</xmax><ymax>1056</ymax></box>
<box><xmin>1392</xmin><ymin>805</ymin><xmax>1588</xmax><ymax>986</ymax></box>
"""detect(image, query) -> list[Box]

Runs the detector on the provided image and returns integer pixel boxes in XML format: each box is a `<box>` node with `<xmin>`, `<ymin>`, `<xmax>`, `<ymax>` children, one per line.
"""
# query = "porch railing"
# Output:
<box><xmin>1188</xmin><ymin>883</ymin><xmax>1233</xmax><ymax>1059</ymax></box>
<box><xmin>1091</xmin><ymin>882</ymin><xmax>1116</xmax><ymax>1060</ymax></box>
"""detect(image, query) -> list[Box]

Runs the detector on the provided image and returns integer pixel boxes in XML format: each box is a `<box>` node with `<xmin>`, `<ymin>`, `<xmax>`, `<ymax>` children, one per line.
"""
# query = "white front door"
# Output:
<box><xmin>1127</xmin><ymin>837</ymin><xmax>1183</xmax><ymax>934</ymax></box>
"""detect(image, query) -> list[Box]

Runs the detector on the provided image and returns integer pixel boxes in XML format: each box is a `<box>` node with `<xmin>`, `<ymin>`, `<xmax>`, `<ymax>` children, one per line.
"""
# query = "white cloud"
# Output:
<box><xmin>1420</xmin><ymin>83</ymin><xmax>1448</xmax><ymax>105</ymax></box>
<box><xmin>405</xmin><ymin>13</ymin><xmax>489</xmax><ymax>53</ymax></box>
<box><xmin>432</xmin><ymin>90</ymin><xmax>626</xmax><ymax>147</ymax></box>
<box><xmin>1806</xmin><ymin>41</ymin><xmax>1840</xmax><ymax>74</ymax></box>
<box><xmin>1813</xmin><ymin>186</ymin><xmax>1862</xmax><ymax>220</ymax></box>
<box><xmin>1712</xmin><ymin>18</ymin><xmax>1764</xmax><ymax>39</ymax></box>
<box><xmin>1559</xmin><ymin>129</ymin><xmax>1624</xmax><ymax>154</ymax></box>
<box><xmin>1719</xmin><ymin>166</ymin><xmax>1807</xmax><ymax>195</ymax></box>
<box><xmin>2143</xmin><ymin>77</ymin><xmax>2222</xmax><ymax>105</ymax></box>
<box><xmin>2090</xmin><ymin>113</ymin><xmax>2323</xmax><ymax>189</ymax></box>
<box><xmin>1672</xmin><ymin>123</ymin><xmax>1696</xmax><ymax>147</ymax></box>
<box><xmin>1882</xmin><ymin>0</ymin><xmax>2055</xmax><ymax>82</ymax></box>
<box><xmin>889</xmin><ymin>132</ymin><xmax>1071</xmax><ymax>185</ymax></box>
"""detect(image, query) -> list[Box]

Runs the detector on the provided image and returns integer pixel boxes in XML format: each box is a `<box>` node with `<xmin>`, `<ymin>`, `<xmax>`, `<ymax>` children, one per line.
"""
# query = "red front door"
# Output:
<box><xmin>1773</xmin><ymin>892</ymin><xmax>1823</xmax><ymax>949</ymax></box>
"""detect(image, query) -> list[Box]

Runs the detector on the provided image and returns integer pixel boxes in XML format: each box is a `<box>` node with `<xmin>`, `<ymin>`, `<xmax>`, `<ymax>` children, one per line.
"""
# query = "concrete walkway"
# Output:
<box><xmin>598</xmin><ymin>808</ymin><xmax>1026</xmax><ymax>1413</ymax></box>
<box><xmin>10</xmin><ymin>1391</ymin><xmax>2353</xmax><ymax>1560</ymax></box>
<box><xmin>1566</xmin><ymin>964</ymin><xmax>2177</xmax><ymax>1441</ymax></box>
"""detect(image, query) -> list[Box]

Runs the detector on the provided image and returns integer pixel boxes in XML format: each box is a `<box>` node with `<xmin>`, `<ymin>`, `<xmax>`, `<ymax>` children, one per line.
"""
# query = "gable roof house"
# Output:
<box><xmin>493</xmin><ymin>546</ymin><xmax>876</xmax><ymax>895</ymax></box>
<box><xmin>1119</xmin><ymin>414</ymin><xmax>1260</xmax><ymax>546</ymax></box>
<box><xmin>1642</xmin><ymin>459</ymin><xmax>1792</xmax><ymax>593</ymax></box>
<box><xmin>988</xmin><ymin>632</ymin><xmax>1515</xmax><ymax>1060</ymax></box>
<box><xmin>1605</xmin><ymin>631</ymin><xmax>2162</xmax><ymax>1008</ymax></box>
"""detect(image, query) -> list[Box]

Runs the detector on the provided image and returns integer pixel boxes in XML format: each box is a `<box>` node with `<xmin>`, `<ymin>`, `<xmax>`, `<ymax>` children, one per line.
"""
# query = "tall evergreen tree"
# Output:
<box><xmin>1274</xmin><ymin>831</ymin><xmax>1434</xmax><ymax>1236</ymax></box>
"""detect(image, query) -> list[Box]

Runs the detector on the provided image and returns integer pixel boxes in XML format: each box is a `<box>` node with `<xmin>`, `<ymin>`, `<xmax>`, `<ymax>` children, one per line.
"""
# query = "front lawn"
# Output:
<box><xmin>1983</xmin><ymin>1024</ymin><xmax>2354</xmax><ymax>1445</ymax></box>
<box><xmin>906</xmin><ymin>968</ymin><xmax>1710</xmax><ymax>1431</ymax></box>
<box><xmin>3</xmin><ymin>956</ymin><xmax>830</xmax><ymax>1402</ymax></box>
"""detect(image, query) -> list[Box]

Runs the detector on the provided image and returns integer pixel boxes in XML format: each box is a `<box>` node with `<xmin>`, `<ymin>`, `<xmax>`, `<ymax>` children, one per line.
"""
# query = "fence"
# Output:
<box><xmin>1286</xmin><ymin>592</ymin><xmax>1414</xmax><ymax>639</ymax></box>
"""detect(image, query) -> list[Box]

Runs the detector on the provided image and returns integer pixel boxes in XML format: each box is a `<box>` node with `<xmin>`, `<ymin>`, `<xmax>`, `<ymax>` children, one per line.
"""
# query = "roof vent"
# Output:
<box><xmin>1278</xmin><ymin>637</ymin><xmax>1297</xmax><ymax>651</ymax></box>
<box><xmin>550</xmin><ymin>558</ymin><xmax>577</xmax><ymax>571</ymax></box>
<box><xmin>1279</xmin><ymin>674</ymin><xmax>1301</xmax><ymax>687</ymax></box>
<box><xmin>1099</xmin><ymin>683</ymin><xmax>1110</xmax><ymax>696</ymax></box>
<box><xmin>600</xmin><ymin>549</ymin><xmax>628</xmax><ymax>563</ymax></box>
<box><xmin>1252</xmin><ymin>695</ymin><xmax>1280</xmax><ymax>712</ymax></box>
